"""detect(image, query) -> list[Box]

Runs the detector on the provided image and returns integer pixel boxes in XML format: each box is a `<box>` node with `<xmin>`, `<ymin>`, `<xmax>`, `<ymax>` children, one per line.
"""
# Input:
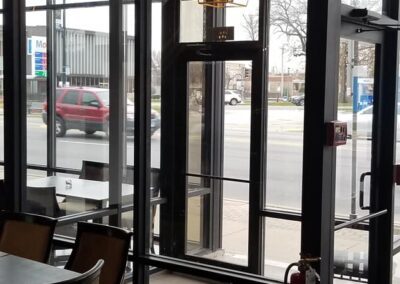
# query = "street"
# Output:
<box><xmin>0</xmin><ymin>105</ymin><xmax>399</xmax><ymax>220</ymax></box>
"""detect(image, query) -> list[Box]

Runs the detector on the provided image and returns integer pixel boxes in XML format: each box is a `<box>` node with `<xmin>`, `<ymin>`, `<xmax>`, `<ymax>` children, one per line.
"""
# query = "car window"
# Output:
<box><xmin>82</xmin><ymin>92</ymin><xmax>99</xmax><ymax>106</ymax></box>
<box><xmin>96</xmin><ymin>91</ymin><xmax>110</xmax><ymax>106</ymax></box>
<box><xmin>61</xmin><ymin>91</ymin><xmax>79</xmax><ymax>105</ymax></box>
<box><xmin>56</xmin><ymin>90</ymin><xmax>62</xmax><ymax>101</ymax></box>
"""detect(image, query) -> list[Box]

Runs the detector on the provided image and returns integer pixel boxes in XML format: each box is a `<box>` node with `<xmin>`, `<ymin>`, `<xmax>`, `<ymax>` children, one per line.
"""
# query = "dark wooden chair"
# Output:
<box><xmin>123</xmin><ymin>166</ymin><xmax>160</xmax><ymax>197</ymax></box>
<box><xmin>65</xmin><ymin>222</ymin><xmax>132</xmax><ymax>284</ymax></box>
<box><xmin>55</xmin><ymin>259</ymin><xmax>104</xmax><ymax>284</ymax></box>
<box><xmin>79</xmin><ymin>161</ymin><xmax>109</xmax><ymax>182</ymax></box>
<box><xmin>0</xmin><ymin>211</ymin><xmax>57</xmax><ymax>263</ymax></box>
<box><xmin>27</xmin><ymin>186</ymin><xmax>65</xmax><ymax>217</ymax></box>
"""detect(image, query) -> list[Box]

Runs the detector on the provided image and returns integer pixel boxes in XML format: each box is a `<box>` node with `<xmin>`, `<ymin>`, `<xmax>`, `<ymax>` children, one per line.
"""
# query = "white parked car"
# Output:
<box><xmin>225</xmin><ymin>90</ymin><xmax>242</xmax><ymax>106</ymax></box>
<box><xmin>339</xmin><ymin>105</ymin><xmax>400</xmax><ymax>140</ymax></box>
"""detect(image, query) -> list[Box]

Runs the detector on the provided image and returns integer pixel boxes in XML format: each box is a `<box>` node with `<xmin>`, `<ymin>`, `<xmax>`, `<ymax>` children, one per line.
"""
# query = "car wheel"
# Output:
<box><xmin>230</xmin><ymin>98</ymin><xmax>238</xmax><ymax>106</ymax></box>
<box><xmin>298</xmin><ymin>99</ymin><xmax>304</xmax><ymax>106</ymax></box>
<box><xmin>56</xmin><ymin>116</ymin><xmax>66</xmax><ymax>137</ymax></box>
<box><xmin>85</xmin><ymin>130</ymin><xmax>96</xmax><ymax>135</ymax></box>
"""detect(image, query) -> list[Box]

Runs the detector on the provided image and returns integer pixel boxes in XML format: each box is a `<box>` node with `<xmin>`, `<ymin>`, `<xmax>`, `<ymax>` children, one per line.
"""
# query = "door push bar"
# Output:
<box><xmin>360</xmin><ymin>172</ymin><xmax>371</xmax><ymax>210</ymax></box>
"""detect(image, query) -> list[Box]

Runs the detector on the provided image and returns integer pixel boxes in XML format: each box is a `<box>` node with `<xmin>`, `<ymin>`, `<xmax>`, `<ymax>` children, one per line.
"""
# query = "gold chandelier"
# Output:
<box><xmin>198</xmin><ymin>0</ymin><xmax>248</xmax><ymax>8</ymax></box>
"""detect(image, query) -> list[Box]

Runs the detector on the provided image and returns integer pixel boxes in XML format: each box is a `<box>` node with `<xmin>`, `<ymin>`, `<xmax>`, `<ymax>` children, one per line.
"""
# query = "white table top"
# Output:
<box><xmin>28</xmin><ymin>176</ymin><xmax>133</xmax><ymax>201</ymax></box>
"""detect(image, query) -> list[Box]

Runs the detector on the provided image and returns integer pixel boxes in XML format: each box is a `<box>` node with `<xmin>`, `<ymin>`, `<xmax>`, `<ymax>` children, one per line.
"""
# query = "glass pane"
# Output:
<box><xmin>55</xmin><ymin>0</ymin><xmax>109</xmax><ymax>4</ymax></box>
<box><xmin>342</xmin><ymin>0</ymin><xmax>382</xmax><ymax>14</ymax></box>
<box><xmin>393</xmin><ymin>52</ymin><xmax>400</xmax><ymax>283</ymax></box>
<box><xmin>264</xmin><ymin>218</ymin><xmax>301</xmax><ymax>281</ymax></box>
<box><xmin>187</xmin><ymin>61</ymin><xmax>249</xmax><ymax>178</ymax></box>
<box><xmin>0</xmin><ymin>13</ymin><xmax>3</xmax><ymax>164</ymax></box>
<box><xmin>26</xmin><ymin>11</ymin><xmax>47</xmax><ymax>166</ymax></box>
<box><xmin>150</xmin><ymin>2</ymin><xmax>162</xmax><ymax>253</ymax></box>
<box><xmin>26</xmin><ymin>0</ymin><xmax>46</xmax><ymax>6</ymax></box>
<box><xmin>334</xmin><ymin>39</ymin><xmax>375</xmax><ymax>283</ymax></box>
<box><xmin>120</xmin><ymin>4</ymin><xmax>135</xmax><ymax>232</ymax></box>
<box><xmin>186</xmin><ymin>179</ymin><xmax>249</xmax><ymax>266</ymax></box>
<box><xmin>334</xmin><ymin>229</ymin><xmax>369</xmax><ymax>282</ymax></box>
<box><xmin>265</xmin><ymin>0</ymin><xmax>307</xmax><ymax>211</ymax></box>
<box><xmin>26</xmin><ymin>0</ymin><xmax>110</xmax><ymax>5</ymax></box>
<box><xmin>150</xmin><ymin>270</ymin><xmax>220</xmax><ymax>283</ymax></box>
<box><xmin>180</xmin><ymin>0</ymin><xmax>259</xmax><ymax>43</ymax></box>
<box><xmin>336</xmin><ymin>39</ymin><xmax>375</xmax><ymax>219</ymax></box>
<box><xmin>55</xmin><ymin>6</ymin><xmax>110</xmax><ymax>170</ymax></box>
<box><xmin>185</xmin><ymin>60</ymin><xmax>250</xmax><ymax>266</ymax></box>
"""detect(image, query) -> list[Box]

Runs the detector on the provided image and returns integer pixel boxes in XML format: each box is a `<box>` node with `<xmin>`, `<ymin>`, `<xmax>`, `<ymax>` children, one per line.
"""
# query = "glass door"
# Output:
<box><xmin>334</xmin><ymin>39</ymin><xmax>376</xmax><ymax>282</ymax></box>
<box><xmin>185</xmin><ymin>60</ymin><xmax>252</xmax><ymax>267</ymax></box>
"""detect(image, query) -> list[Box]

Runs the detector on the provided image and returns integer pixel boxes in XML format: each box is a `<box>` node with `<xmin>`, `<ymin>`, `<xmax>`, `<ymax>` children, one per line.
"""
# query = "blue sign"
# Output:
<box><xmin>352</xmin><ymin>77</ymin><xmax>374</xmax><ymax>112</ymax></box>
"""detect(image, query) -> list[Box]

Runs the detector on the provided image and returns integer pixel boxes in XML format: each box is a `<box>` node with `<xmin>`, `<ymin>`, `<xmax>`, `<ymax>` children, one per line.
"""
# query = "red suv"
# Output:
<box><xmin>42</xmin><ymin>87</ymin><xmax>160</xmax><ymax>137</ymax></box>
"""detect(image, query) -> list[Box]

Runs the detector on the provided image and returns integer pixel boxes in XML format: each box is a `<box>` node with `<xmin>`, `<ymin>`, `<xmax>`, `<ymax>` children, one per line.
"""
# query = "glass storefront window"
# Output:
<box><xmin>26</xmin><ymin>11</ymin><xmax>47</xmax><ymax>166</ymax></box>
<box><xmin>180</xmin><ymin>0</ymin><xmax>259</xmax><ymax>43</ymax></box>
<box><xmin>54</xmin><ymin>6</ymin><xmax>110</xmax><ymax>170</ymax></box>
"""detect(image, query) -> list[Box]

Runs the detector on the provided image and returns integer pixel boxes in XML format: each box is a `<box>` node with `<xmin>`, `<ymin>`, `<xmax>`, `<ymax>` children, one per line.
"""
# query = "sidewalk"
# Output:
<box><xmin>196</xmin><ymin>198</ymin><xmax>379</xmax><ymax>282</ymax></box>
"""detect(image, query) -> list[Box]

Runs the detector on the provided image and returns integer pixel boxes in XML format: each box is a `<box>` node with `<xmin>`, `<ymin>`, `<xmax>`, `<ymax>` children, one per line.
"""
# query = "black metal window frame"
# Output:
<box><xmin>3</xmin><ymin>0</ymin><xmax>400</xmax><ymax>283</ymax></box>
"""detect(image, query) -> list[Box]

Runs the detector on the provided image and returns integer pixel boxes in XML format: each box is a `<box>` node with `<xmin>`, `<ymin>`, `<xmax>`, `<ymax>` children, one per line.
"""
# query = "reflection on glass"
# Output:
<box><xmin>334</xmin><ymin>229</ymin><xmax>369</xmax><ymax>282</ymax></box>
<box><xmin>180</xmin><ymin>0</ymin><xmax>259</xmax><ymax>42</ymax></box>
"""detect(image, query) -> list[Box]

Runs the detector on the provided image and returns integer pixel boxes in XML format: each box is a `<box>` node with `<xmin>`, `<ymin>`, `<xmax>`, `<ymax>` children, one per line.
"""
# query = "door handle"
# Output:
<box><xmin>359</xmin><ymin>172</ymin><xmax>371</xmax><ymax>210</ymax></box>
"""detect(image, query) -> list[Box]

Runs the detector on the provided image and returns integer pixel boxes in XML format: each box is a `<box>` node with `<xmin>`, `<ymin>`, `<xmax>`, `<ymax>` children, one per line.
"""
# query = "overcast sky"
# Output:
<box><xmin>23</xmin><ymin>1</ymin><xmax>305</xmax><ymax>73</ymax></box>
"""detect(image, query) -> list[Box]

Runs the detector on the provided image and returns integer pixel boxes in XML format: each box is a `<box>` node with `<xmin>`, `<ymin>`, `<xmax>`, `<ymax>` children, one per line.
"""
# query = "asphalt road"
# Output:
<box><xmin>1</xmin><ymin>105</ymin><xmax>400</xmax><ymax>220</ymax></box>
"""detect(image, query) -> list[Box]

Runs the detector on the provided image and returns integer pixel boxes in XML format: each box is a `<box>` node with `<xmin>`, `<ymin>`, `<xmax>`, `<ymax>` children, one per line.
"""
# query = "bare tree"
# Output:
<box><xmin>270</xmin><ymin>0</ymin><xmax>307</xmax><ymax>56</ymax></box>
<box><xmin>242</xmin><ymin>14</ymin><xmax>258</xmax><ymax>41</ymax></box>
<box><xmin>151</xmin><ymin>50</ymin><xmax>162</xmax><ymax>87</ymax></box>
<box><xmin>339</xmin><ymin>41</ymin><xmax>349</xmax><ymax>103</ymax></box>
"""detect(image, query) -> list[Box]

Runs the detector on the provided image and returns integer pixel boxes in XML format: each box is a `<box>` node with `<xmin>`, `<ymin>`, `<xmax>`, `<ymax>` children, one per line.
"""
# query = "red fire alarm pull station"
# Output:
<box><xmin>326</xmin><ymin>121</ymin><xmax>347</xmax><ymax>146</ymax></box>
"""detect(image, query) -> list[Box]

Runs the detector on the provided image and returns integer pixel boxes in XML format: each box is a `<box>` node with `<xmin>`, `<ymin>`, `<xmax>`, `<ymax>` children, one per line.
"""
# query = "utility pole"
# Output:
<box><xmin>279</xmin><ymin>45</ymin><xmax>285</xmax><ymax>102</ymax></box>
<box><xmin>62</xmin><ymin>0</ymin><xmax>66</xmax><ymax>87</ymax></box>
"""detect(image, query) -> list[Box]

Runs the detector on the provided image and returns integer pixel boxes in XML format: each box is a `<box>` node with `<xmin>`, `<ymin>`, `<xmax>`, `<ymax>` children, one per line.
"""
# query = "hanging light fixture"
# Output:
<box><xmin>197</xmin><ymin>0</ymin><xmax>248</xmax><ymax>8</ymax></box>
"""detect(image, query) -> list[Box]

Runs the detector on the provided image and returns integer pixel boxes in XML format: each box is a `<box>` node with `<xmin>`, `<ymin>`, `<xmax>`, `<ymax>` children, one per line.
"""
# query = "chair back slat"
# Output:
<box><xmin>65</xmin><ymin>222</ymin><xmax>132</xmax><ymax>284</ymax></box>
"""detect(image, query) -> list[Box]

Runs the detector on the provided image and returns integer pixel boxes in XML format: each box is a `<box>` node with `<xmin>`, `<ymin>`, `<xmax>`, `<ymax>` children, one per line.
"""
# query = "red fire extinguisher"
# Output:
<box><xmin>284</xmin><ymin>259</ymin><xmax>320</xmax><ymax>284</ymax></box>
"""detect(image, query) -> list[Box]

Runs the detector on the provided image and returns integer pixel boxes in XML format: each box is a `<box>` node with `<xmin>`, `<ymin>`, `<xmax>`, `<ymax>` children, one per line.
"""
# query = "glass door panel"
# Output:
<box><xmin>334</xmin><ymin>39</ymin><xmax>376</xmax><ymax>282</ymax></box>
<box><xmin>393</xmin><ymin>55</ymin><xmax>400</xmax><ymax>283</ymax></box>
<box><xmin>185</xmin><ymin>60</ymin><xmax>251</xmax><ymax>266</ymax></box>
